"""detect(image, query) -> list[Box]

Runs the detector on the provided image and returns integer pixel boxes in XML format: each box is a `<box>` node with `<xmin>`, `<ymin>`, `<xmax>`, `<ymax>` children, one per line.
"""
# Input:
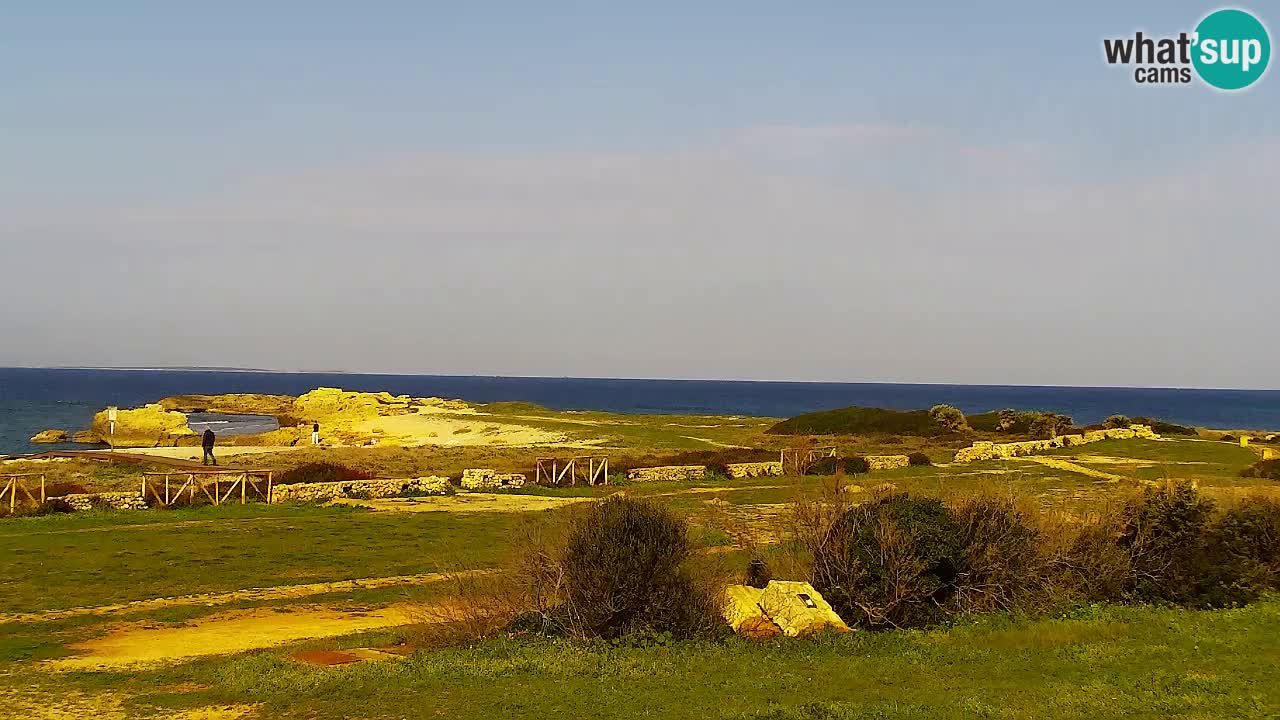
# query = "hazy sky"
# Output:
<box><xmin>2</xmin><ymin>2</ymin><xmax>1276</xmax><ymax>388</ymax></box>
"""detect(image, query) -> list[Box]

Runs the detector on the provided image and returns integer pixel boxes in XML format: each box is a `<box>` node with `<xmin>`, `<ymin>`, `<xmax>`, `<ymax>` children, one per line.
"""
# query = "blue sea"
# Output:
<box><xmin>1</xmin><ymin>367</ymin><xmax>1278</xmax><ymax>456</ymax></box>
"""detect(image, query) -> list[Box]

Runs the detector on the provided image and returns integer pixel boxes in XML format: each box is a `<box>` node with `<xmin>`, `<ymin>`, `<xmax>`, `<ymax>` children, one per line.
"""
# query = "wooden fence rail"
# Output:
<box><xmin>534</xmin><ymin>457</ymin><xmax>609</xmax><ymax>486</ymax></box>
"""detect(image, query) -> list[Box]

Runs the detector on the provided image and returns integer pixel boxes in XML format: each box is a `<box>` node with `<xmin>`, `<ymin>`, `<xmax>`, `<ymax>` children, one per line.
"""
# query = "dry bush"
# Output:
<box><xmin>948</xmin><ymin>495</ymin><xmax>1051</xmax><ymax>615</ymax></box>
<box><xmin>561</xmin><ymin>496</ymin><xmax>723</xmax><ymax>640</ymax></box>
<box><xmin>1118</xmin><ymin>481</ymin><xmax>1217</xmax><ymax>605</ymax></box>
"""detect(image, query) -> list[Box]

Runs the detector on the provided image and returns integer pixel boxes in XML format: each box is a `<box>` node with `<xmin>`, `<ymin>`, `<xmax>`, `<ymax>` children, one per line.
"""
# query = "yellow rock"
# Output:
<box><xmin>30</xmin><ymin>429</ymin><xmax>69</xmax><ymax>443</ymax></box>
<box><xmin>90</xmin><ymin>403</ymin><xmax>193</xmax><ymax>447</ymax></box>
<box><xmin>758</xmin><ymin>581</ymin><xmax>849</xmax><ymax>637</ymax></box>
<box><xmin>722</xmin><ymin>585</ymin><xmax>768</xmax><ymax>632</ymax></box>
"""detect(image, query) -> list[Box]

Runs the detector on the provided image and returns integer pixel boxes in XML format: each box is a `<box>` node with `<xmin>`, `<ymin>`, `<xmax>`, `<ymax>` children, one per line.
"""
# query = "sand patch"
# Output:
<box><xmin>0</xmin><ymin>571</ymin><xmax>487</xmax><ymax>625</ymax></box>
<box><xmin>328</xmin><ymin>493</ymin><xmax>593</xmax><ymax>513</ymax></box>
<box><xmin>350</xmin><ymin>412</ymin><xmax>569</xmax><ymax>447</ymax></box>
<box><xmin>48</xmin><ymin>603</ymin><xmax>425</xmax><ymax>671</ymax></box>
<box><xmin>0</xmin><ymin>688</ymin><xmax>254</xmax><ymax>719</ymax></box>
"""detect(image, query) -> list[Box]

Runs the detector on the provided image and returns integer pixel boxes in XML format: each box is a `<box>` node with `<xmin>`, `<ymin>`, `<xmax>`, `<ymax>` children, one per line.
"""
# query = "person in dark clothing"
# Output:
<box><xmin>202</xmin><ymin>428</ymin><xmax>217</xmax><ymax>466</ymax></box>
<box><xmin>312</xmin><ymin>422</ymin><xmax>320</xmax><ymax>445</ymax></box>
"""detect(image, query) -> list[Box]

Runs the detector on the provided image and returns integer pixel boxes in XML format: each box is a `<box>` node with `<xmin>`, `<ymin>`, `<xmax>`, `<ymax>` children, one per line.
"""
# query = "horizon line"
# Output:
<box><xmin>3</xmin><ymin>365</ymin><xmax>1278</xmax><ymax>394</ymax></box>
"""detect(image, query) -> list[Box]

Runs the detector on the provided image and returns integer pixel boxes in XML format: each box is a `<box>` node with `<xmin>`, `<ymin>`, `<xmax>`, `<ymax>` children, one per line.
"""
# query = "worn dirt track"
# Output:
<box><xmin>48</xmin><ymin>603</ymin><xmax>430</xmax><ymax>671</ymax></box>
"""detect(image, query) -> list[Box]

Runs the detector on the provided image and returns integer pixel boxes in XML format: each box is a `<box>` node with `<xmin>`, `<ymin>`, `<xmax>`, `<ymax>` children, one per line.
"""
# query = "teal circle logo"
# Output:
<box><xmin>1193</xmin><ymin>9</ymin><xmax>1270</xmax><ymax>90</ymax></box>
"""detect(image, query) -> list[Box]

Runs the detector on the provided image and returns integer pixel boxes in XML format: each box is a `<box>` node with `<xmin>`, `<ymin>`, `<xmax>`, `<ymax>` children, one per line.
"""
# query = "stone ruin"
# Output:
<box><xmin>460</xmin><ymin>468</ymin><xmax>527</xmax><ymax>490</ymax></box>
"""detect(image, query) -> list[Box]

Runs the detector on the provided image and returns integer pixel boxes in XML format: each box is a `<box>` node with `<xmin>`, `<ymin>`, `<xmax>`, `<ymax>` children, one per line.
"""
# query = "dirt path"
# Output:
<box><xmin>0</xmin><ymin>515</ymin><xmax>299</xmax><ymax>538</ymax></box>
<box><xmin>1020</xmin><ymin>457</ymin><xmax>1126</xmax><ymax>482</ymax></box>
<box><xmin>47</xmin><ymin>603</ymin><xmax>429</xmax><ymax>671</ymax></box>
<box><xmin>0</xmin><ymin>570</ymin><xmax>488</xmax><ymax>625</ymax></box>
<box><xmin>0</xmin><ymin>689</ymin><xmax>252</xmax><ymax>720</ymax></box>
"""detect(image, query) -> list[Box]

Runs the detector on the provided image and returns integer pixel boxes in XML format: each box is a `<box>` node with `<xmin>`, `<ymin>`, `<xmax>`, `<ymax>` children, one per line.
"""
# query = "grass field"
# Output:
<box><xmin>1</xmin><ymin>429</ymin><xmax>1277</xmax><ymax>719</ymax></box>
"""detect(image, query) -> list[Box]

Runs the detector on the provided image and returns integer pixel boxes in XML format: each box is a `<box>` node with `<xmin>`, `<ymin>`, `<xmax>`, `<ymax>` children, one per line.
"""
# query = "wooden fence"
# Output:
<box><xmin>780</xmin><ymin>447</ymin><xmax>838</xmax><ymax>476</ymax></box>
<box><xmin>534</xmin><ymin>457</ymin><xmax>609</xmax><ymax>486</ymax></box>
<box><xmin>141</xmin><ymin>470</ymin><xmax>274</xmax><ymax>507</ymax></box>
<box><xmin>0</xmin><ymin>473</ymin><xmax>46</xmax><ymax>512</ymax></box>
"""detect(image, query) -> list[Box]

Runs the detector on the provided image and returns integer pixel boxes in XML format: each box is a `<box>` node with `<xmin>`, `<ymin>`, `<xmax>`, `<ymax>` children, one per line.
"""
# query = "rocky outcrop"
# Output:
<box><xmin>88</xmin><ymin>403</ymin><xmax>193</xmax><ymax>448</ymax></box>
<box><xmin>71</xmin><ymin>430</ymin><xmax>103</xmax><ymax>444</ymax></box>
<box><xmin>270</xmin><ymin>476</ymin><xmax>452</xmax><ymax>503</ymax></box>
<box><xmin>626</xmin><ymin>465</ymin><xmax>707</xmax><ymax>482</ymax></box>
<box><xmin>723</xmin><ymin>581</ymin><xmax>849</xmax><ymax>638</ymax></box>
<box><xmin>953</xmin><ymin>425</ymin><xmax>1158</xmax><ymax>463</ymax></box>
<box><xmin>30</xmin><ymin>430</ymin><xmax>69</xmax><ymax>443</ymax></box>
<box><xmin>61</xmin><ymin>492</ymin><xmax>149</xmax><ymax>511</ymax></box>
<box><xmin>460</xmin><ymin>469</ymin><xmax>527</xmax><ymax>490</ymax></box>
<box><xmin>865</xmin><ymin>455</ymin><xmax>910</xmax><ymax>471</ymax></box>
<box><xmin>724</xmin><ymin>462</ymin><xmax>783</xmax><ymax>478</ymax></box>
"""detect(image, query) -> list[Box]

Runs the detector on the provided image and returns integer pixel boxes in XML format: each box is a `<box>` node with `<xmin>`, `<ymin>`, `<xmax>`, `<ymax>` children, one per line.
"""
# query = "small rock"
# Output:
<box><xmin>30</xmin><ymin>429</ymin><xmax>69</xmax><ymax>443</ymax></box>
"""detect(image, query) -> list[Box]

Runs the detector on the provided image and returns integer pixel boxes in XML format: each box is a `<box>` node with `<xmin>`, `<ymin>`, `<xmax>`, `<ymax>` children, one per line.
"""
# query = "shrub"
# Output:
<box><xmin>275</xmin><ymin>462</ymin><xmax>377</xmax><ymax>485</ymax></box>
<box><xmin>1219</xmin><ymin>434</ymin><xmax>1236</xmax><ymax>443</ymax></box>
<box><xmin>1240</xmin><ymin>459</ymin><xmax>1280</xmax><ymax>480</ymax></box>
<box><xmin>929</xmin><ymin>404</ymin><xmax>970</xmax><ymax>434</ymax></box>
<box><xmin>562</xmin><ymin>496</ymin><xmax>722</xmax><ymax>639</ymax></box>
<box><xmin>1117</xmin><ymin>482</ymin><xmax>1217</xmax><ymax>605</ymax></box>
<box><xmin>805</xmin><ymin>456</ymin><xmax>870</xmax><ymax>476</ymax></box>
<box><xmin>949</xmin><ymin>497</ymin><xmax>1048</xmax><ymax>614</ymax></box>
<box><xmin>44</xmin><ymin>481</ymin><xmax>89</xmax><ymax>496</ymax></box>
<box><xmin>996</xmin><ymin>409</ymin><xmax>1018</xmax><ymax>432</ymax></box>
<box><xmin>1027</xmin><ymin>412</ymin><xmax>1074</xmax><ymax>439</ymax></box>
<box><xmin>1202</xmin><ymin>496</ymin><xmax>1280</xmax><ymax>602</ymax></box>
<box><xmin>907</xmin><ymin>452</ymin><xmax>932</xmax><ymax>467</ymax></box>
<box><xmin>34</xmin><ymin>498</ymin><xmax>74</xmax><ymax>515</ymax></box>
<box><xmin>1103</xmin><ymin>415</ymin><xmax>1132</xmax><ymax>429</ymax></box>
<box><xmin>1129</xmin><ymin>417</ymin><xmax>1197</xmax><ymax>436</ymax></box>
<box><xmin>1058</xmin><ymin>517</ymin><xmax>1134</xmax><ymax>603</ymax></box>
<box><xmin>812</xmin><ymin>495</ymin><xmax>962</xmax><ymax>629</ymax></box>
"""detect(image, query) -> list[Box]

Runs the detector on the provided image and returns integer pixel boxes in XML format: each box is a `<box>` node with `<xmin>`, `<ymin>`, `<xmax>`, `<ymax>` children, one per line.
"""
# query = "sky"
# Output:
<box><xmin>1</xmin><ymin>2</ymin><xmax>1276</xmax><ymax>388</ymax></box>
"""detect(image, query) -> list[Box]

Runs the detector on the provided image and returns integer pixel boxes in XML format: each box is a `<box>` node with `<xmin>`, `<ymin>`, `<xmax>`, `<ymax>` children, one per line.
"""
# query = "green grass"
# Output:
<box><xmin>0</xmin><ymin>503</ymin><xmax>527</xmax><ymax>612</ymax></box>
<box><xmin>109</xmin><ymin>599</ymin><xmax>1280</xmax><ymax>719</ymax></box>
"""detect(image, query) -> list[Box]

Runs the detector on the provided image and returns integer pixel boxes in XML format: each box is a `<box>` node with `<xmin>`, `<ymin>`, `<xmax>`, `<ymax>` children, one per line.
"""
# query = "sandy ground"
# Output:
<box><xmin>0</xmin><ymin>571</ymin><xmax>488</xmax><ymax>625</ymax></box>
<box><xmin>0</xmin><ymin>689</ymin><xmax>253</xmax><ymax>720</ymax></box>
<box><xmin>349</xmin><ymin>412</ymin><xmax>569</xmax><ymax>447</ymax></box>
<box><xmin>328</xmin><ymin>493</ymin><xmax>594</xmax><ymax>513</ymax></box>
<box><xmin>48</xmin><ymin>603</ymin><xmax>427</xmax><ymax>671</ymax></box>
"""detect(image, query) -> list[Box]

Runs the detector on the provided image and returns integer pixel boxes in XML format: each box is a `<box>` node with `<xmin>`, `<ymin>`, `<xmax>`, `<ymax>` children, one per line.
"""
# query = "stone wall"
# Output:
<box><xmin>953</xmin><ymin>425</ymin><xmax>1157</xmax><ymax>463</ymax></box>
<box><xmin>724</xmin><ymin>461</ymin><xmax>784</xmax><ymax>478</ymax></box>
<box><xmin>60</xmin><ymin>492</ymin><xmax>149</xmax><ymax>511</ymax></box>
<box><xmin>626</xmin><ymin>465</ymin><xmax>707</xmax><ymax>482</ymax></box>
<box><xmin>865</xmin><ymin>455</ymin><xmax>910</xmax><ymax>471</ymax></box>
<box><xmin>460</xmin><ymin>468</ymin><xmax>527</xmax><ymax>490</ymax></box>
<box><xmin>270</xmin><ymin>476</ymin><xmax>452</xmax><ymax>503</ymax></box>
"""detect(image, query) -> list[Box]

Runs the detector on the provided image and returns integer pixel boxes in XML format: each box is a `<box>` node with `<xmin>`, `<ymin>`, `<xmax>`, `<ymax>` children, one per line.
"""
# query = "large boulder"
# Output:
<box><xmin>758</xmin><ymin>581</ymin><xmax>850</xmax><ymax>637</ymax></box>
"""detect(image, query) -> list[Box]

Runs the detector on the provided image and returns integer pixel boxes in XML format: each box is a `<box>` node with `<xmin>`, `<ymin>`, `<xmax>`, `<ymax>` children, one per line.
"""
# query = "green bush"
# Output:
<box><xmin>1103</xmin><ymin>415</ymin><xmax>1132</xmax><ymax>429</ymax></box>
<box><xmin>276</xmin><ymin>462</ymin><xmax>377</xmax><ymax>485</ymax></box>
<box><xmin>1118</xmin><ymin>482</ymin><xmax>1217</xmax><ymax>606</ymax></box>
<box><xmin>562</xmin><ymin>496</ymin><xmax>721</xmax><ymax>639</ymax></box>
<box><xmin>1027</xmin><ymin>412</ymin><xmax>1074</xmax><ymax>439</ymax></box>
<box><xmin>1220</xmin><ymin>434</ymin><xmax>1236</xmax><ymax>443</ymax></box>
<box><xmin>1240</xmin><ymin>459</ymin><xmax>1280</xmax><ymax>480</ymax></box>
<box><xmin>805</xmin><ymin>456</ymin><xmax>870</xmax><ymax>476</ymax></box>
<box><xmin>929</xmin><ymin>404</ymin><xmax>970</xmax><ymax>433</ymax></box>
<box><xmin>907</xmin><ymin>452</ymin><xmax>932</xmax><ymax>467</ymax></box>
<box><xmin>1129</xmin><ymin>416</ymin><xmax>1197</xmax><ymax>435</ymax></box>
<box><xmin>1200</xmin><ymin>496</ymin><xmax>1280</xmax><ymax>606</ymax></box>
<box><xmin>812</xmin><ymin>495</ymin><xmax>962</xmax><ymax>628</ymax></box>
